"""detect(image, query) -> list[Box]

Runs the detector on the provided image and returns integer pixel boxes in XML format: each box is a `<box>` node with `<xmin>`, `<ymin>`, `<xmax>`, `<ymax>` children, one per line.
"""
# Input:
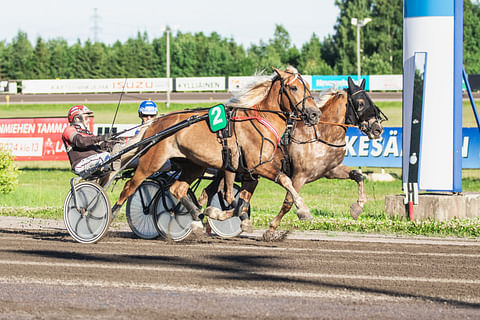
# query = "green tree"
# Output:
<box><xmin>171</xmin><ymin>32</ymin><xmax>197</xmax><ymax>77</ymax></box>
<box><xmin>48</xmin><ymin>39</ymin><xmax>71</xmax><ymax>78</ymax></box>
<box><xmin>363</xmin><ymin>0</ymin><xmax>403</xmax><ymax>74</ymax></box>
<box><xmin>330</xmin><ymin>0</ymin><xmax>371</xmax><ymax>74</ymax></box>
<box><xmin>123</xmin><ymin>32</ymin><xmax>154</xmax><ymax>77</ymax></box>
<box><xmin>298</xmin><ymin>34</ymin><xmax>333</xmax><ymax>75</ymax></box>
<box><xmin>71</xmin><ymin>40</ymin><xmax>107</xmax><ymax>78</ymax></box>
<box><xmin>32</xmin><ymin>37</ymin><xmax>50</xmax><ymax>78</ymax></box>
<box><xmin>8</xmin><ymin>31</ymin><xmax>34</xmax><ymax>79</ymax></box>
<box><xmin>464</xmin><ymin>0</ymin><xmax>480</xmax><ymax>74</ymax></box>
<box><xmin>0</xmin><ymin>40</ymin><xmax>7</xmax><ymax>80</ymax></box>
<box><xmin>151</xmin><ymin>37</ymin><xmax>166</xmax><ymax>78</ymax></box>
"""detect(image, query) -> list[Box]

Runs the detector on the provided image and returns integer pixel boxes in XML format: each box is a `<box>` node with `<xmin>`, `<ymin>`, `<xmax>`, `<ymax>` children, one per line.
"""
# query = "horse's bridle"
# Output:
<box><xmin>277</xmin><ymin>73</ymin><xmax>316</xmax><ymax>122</ymax></box>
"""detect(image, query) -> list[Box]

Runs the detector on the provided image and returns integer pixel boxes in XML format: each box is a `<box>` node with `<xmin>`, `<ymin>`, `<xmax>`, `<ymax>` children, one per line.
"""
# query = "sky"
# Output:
<box><xmin>0</xmin><ymin>0</ymin><xmax>339</xmax><ymax>48</ymax></box>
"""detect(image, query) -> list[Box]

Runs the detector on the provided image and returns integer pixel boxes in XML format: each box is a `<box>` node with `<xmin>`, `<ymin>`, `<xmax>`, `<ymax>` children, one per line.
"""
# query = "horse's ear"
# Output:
<box><xmin>347</xmin><ymin>76</ymin><xmax>355</xmax><ymax>89</ymax></box>
<box><xmin>360</xmin><ymin>78</ymin><xmax>366</xmax><ymax>89</ymax></box>
<box><xmin>272</xmin><ymin>67</ymin><xmax>285</xmax><ymax>78</ymax></box>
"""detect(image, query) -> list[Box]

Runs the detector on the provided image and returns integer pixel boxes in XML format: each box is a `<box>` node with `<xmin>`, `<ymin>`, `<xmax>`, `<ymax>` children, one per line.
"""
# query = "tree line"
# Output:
<box><xmin>1</xmin><ymin>0</ymin><xmax>480</xmax><ymax>80</ymax></box>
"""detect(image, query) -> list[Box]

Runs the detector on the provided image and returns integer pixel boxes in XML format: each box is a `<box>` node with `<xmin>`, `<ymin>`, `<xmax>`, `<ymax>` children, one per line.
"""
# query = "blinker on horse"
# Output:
<box><xmin>345</xmin><ymin>77</ymin><xmax>387</xmax><ymax>139</ymax></box>
<box><xmin>112</xmin><ymin>66</ymin><xmax>321</xmax><ymax>235</ymax></box>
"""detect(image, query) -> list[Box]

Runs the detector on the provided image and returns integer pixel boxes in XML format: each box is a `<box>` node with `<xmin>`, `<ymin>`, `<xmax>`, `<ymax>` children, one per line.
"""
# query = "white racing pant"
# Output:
<box><xmin>73</xmin><ymin>152</ymin><xmax>111</xmax><ymax>175</ymax></box>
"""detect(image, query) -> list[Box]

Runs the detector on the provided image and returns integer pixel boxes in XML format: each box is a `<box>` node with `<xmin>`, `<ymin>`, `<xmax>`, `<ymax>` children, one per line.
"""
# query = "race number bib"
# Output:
<box><xmin>208</xmin><ymin>104</ymin><xmax>227</xmax><ymax>132</ymax></box>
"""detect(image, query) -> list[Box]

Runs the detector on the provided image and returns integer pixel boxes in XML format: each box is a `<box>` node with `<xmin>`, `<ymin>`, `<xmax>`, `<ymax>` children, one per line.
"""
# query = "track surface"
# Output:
<box><xmin>0</xmin><ymin>223</ymin><xmax>479</xmax><ymax>319</ymax></box>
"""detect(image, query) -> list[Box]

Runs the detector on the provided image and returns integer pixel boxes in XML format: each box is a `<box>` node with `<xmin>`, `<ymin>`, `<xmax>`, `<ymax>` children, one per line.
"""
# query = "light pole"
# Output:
<box><xmin>351</xmin><ymin>17</ymin><xmax>371</xmax><ymax>82</ymax></box>
<box><xmin>165</xmin><ymin>26</ymin><xmax>171</xmax><ymax>108</ymax></box>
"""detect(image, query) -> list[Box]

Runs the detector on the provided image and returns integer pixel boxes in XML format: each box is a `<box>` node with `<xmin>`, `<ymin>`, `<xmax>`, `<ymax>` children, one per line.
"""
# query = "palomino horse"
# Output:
<box><xmin>112</xmin><ymin>67</ymin><xmax>321</xmax><ymax>235</ymax></box>
<box><xmin>262</xmin><ymin>76</ymin><xmax>387</xmax><ymax>240</ymax></box>
<box><xmin>205</xmin><ymin>76</ymin><xmax>387</xmax><ymax>240</ymax></box>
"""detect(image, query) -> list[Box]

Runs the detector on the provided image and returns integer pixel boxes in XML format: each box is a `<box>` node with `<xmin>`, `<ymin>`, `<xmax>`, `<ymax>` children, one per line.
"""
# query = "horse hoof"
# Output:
<box><xmin>241</xmin><ymin>219</ymin><xmax>254</xmax><ymax>233</ymax></box>
<box><xmin>204</xmin><ymin>207</ymin><xmax>234</xmax><ymax>221</ymax></box>
<box><xmin>190</xmin><ymin>220</ymin><xmax>204</xmax><ymax>238</ymax></box>
<box><xmin>204</xmin><ymin>206</ymin><xmax>222</xmax><ymax>219</ymax></box>
<box><xmin>263</xmin><ymin>230</ymin><xmax>289</xmax><ymax>242</ymax></box>
<box><xmin>350</xmin><ymin>203</ymin><xmax>363</xmax><ymax>220</ymax></box>
<box><xmin>297</xmin><ymin>208</ymin><xmax>313</xmax><ymax>220</ymax></box>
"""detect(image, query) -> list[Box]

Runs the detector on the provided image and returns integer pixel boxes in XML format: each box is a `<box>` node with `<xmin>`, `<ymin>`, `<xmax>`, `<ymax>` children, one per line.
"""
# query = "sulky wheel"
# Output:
<box><xmin>63</xmin><ymin>181</ymin><xmax>111</xmax><ymax>244</ymax></box>
<box><xmin>126</xmin><ymin>180</ymin><xmax>161</xmax><ymax>239</ymax></box>
<box><xmin>152</xmin><ymin>189</ymin><xmax>196</xmax><ymax>242</ymax></box>
<box><xmin>207</xmin><ymin>183</ymin><xmax>247</xmax><ymax>238</ymax></box>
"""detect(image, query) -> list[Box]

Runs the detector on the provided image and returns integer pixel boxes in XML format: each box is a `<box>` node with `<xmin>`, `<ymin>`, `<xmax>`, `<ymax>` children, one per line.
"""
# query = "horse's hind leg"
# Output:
<box><xmin>113</xmin><ymin>164</ymin><xmax>152</xmax><ymax>216</ymax></box>
<box><xmin>208</xmin><ymin>171</ymin><xmax>237</xmax><ymax>221</ymax></box>
<box><xmin>325</xmin><ymin>164</ymin><xmax>366</xmax><ymax>219</ymax></box>
<box><xmin>198</xmin><ymin>172</ymin><xmax>223</xmax><ymax>207</ymax></box>
<box><xmin>235</xmin><ymin>178</ymin><xmax>258</xmax><ymax>233</ymax></box>
<box><xmin>170</xmin><ymin>164</ymin><xmax>207</xmax><ymax>236</ymax></box>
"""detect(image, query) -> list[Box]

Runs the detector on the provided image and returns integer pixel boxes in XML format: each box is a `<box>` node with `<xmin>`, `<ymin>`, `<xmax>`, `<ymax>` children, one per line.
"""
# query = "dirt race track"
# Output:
<box><xmin>0</xmin><ymin>218</ymin><xmax>479</xmax><ymax>319</ymax></box>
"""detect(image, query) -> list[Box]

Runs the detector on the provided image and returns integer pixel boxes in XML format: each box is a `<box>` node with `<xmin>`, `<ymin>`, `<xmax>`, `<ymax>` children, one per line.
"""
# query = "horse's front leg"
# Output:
<box><xmin>324</xmin><ymin>164</ymin><xmax>366</xmax><ymax>219</ymax></box>
<box><xmin>264</xmin><ymin>176</ymin><xmax>307</xmax><ymax>241</ymax></box>
<box><xmin>275</xmin><ymin>173</ymin><xmax>312</xmax><ymax>220</ymax></box>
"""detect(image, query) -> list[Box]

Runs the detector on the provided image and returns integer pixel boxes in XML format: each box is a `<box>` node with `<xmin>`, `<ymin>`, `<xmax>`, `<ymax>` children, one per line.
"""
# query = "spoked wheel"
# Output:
<box><xmin>63</xmin><ymin>181</ymin><xmax>111</xmax><ymax>244</ymax></box>
<box><xmin>207</xmin><ymin>183</ymin><xmax>248</xmax><ymax>238</ymax></box>
<box><xmin>152</xmin><ymin>189</ymin><xmax>197</xmax><ymax>242</ymax></box>
<box><xmin>126</xmin><ymin>180</ymin><xmax>161</xmax><ymax>239</ymax></box>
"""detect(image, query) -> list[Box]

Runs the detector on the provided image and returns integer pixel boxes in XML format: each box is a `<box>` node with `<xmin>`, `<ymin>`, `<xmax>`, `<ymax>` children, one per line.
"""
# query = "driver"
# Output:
<box><xmin>62</xmin><ymin>105</ymin><xmax>117</xmax><ymax>175</ymax></box>
<box><xmin>117</xmin><ymin>100</ymin><xmax>164</xmax><ymax>168</ymax></box>
<box><xmin>133</xmin><ymin>100</ymin><xmax>158</xmax><ymax>141</ymax></box>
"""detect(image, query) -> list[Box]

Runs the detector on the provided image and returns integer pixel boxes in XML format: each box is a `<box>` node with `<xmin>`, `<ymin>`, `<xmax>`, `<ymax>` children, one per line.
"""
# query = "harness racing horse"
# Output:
<box><xmin>204</xmin><ymin>76</ymin><xmax>387</xmax><ymax>241</ymax></box>
<box><xmin>262</xmin><ymin>76</ymin><xmax>387</xmax><ymax>240</ymax></box>
<box><xmin>112</xmin><ymin>67</ymin><xmax>321</xmax><ymax>235</ymax></box>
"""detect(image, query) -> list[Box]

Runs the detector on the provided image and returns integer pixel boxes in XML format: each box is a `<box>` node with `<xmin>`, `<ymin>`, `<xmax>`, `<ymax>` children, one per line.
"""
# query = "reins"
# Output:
<box><xmin>290</xmin><ymin>124</ymin><xmax>348</xmax><ymax>148</ymax></box>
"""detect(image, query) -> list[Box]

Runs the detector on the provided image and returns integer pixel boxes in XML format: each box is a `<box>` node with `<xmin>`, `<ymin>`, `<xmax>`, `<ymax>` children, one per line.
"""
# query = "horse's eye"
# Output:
<box><xmin>290</xmin><ymin>86</ymin><xmax>298</xmax><ymax>92</ymax></box>
<box><xmin>357</xmin><ymin>100</ymin><xmax>366</xmax><ymax>111</ymax></box>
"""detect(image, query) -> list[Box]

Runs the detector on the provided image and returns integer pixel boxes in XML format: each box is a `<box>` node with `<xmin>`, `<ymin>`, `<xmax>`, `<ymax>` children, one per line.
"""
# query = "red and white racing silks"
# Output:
<box><xmin>62</xmin><ymin>124</ymin><xmax>107</xmax><ymax>174</ymax></box>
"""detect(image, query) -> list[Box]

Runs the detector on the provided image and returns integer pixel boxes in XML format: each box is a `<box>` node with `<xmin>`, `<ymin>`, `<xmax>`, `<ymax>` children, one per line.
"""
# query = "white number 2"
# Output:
<box><xmin>211</xmin><ymin>106</ymin><xmax>223</xmax><ymax>126</ymax></box>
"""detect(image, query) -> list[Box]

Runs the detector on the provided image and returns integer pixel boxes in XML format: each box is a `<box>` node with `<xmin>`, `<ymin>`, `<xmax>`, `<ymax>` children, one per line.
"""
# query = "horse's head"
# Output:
<box><xmin>345</xmin><ymin>77</ymin><xmax>387</xmax><ymax>139</ymax></box>
<box><xmin>272</xmin><ymin>66</ymin><xmax>321</xmax><ymax>126</ymax></box>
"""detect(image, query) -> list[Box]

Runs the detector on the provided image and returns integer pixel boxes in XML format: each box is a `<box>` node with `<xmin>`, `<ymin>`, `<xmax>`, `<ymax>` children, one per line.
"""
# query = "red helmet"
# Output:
<box><xmin>68</xmin><ymin>105</ymin><xmax>93</xmax><ymax>123</ymax></box>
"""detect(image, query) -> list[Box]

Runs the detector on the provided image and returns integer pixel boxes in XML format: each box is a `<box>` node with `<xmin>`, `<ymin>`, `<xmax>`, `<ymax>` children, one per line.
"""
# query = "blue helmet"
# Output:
<box><xmin>138</xmin><ymin>100</ymin><xmax>158</xmax><ymax>117</ymax></box>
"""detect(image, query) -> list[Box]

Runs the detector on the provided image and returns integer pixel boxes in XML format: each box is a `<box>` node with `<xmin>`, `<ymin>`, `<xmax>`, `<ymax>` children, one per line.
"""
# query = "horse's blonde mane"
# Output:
<box><xmin>227</xmin><ymin>66</ymin><xmax>301</xmax><ymax>108</ymax></box>
<box><xmin>227</xmin><ymin>75</ymin><xmax>275</xmax><ymax>108</ymax></box>
<box><xmin>317</xmin><ymin>88</ymin><xmax>346</xmax><ymax>110</ymax></box>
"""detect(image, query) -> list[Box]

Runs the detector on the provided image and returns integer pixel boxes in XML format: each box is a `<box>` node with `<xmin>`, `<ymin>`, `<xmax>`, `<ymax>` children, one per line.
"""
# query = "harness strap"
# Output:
<box><xmin>217</xmin><ymin>109</ymin><xmax>236</xmax><ymax>172</ymax></box>
<box><xmin>231</xmin><ymin>106</ymin><xmax>281</xmax><ymax>154</ymax></box>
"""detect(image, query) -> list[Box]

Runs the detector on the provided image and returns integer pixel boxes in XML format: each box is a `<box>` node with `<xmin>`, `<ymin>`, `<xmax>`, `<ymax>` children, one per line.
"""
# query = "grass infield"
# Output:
<box><xmin>0</xmin><ymin>165</ymin><xmax>479</xmax><ymax>238</ymax></box>
<box><xmin>1</xmin><ymin>101</ymin><xmax>479</xmax><ymax>237</ymax></box>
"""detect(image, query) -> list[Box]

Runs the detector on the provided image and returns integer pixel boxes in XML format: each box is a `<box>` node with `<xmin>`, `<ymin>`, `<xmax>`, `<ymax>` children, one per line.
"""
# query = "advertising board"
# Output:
<box><xmin>0</xmin><ymin>117</ymin><xmax>71</xmax><ymax>161</ymax></box>
<box><xmin>344</xmin><ymin>127</ymin><xmax>479</xmax><ymax>169</ymax></box>
<box><xmin>311</xmin><ymin>75</ymin><xmax>370</xmax><ymax>91</ymax></box>
<box><xmin>175</xmin><ymin>77</ymin><xmax>225</xmax><ymax>91</ymax></box>
<box><xmin>22</xmin><ymin>78</ymin><xmax>171</xmax><ymax>94</ymax></box>
<box><xmin>1</xmin><ymin>118</ymin><xmax>478</xmax><ymax>168</ymax></box>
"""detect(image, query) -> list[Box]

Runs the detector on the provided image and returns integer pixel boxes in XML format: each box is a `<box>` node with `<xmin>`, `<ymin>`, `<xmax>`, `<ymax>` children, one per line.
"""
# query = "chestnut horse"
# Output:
<box><xmin>262</xmin><ymin>77</ymin><xmax>387</xmax><ymax>240</ymax></box>
<box><xmin>204</xmin><ymin>77</ymin><xmax>387</xmax><ymax>240</ymax></box>
<box><xmin>112</xmin><ymin>67</ymin><xmax>321</xmax><ymax>235</ymax></box>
